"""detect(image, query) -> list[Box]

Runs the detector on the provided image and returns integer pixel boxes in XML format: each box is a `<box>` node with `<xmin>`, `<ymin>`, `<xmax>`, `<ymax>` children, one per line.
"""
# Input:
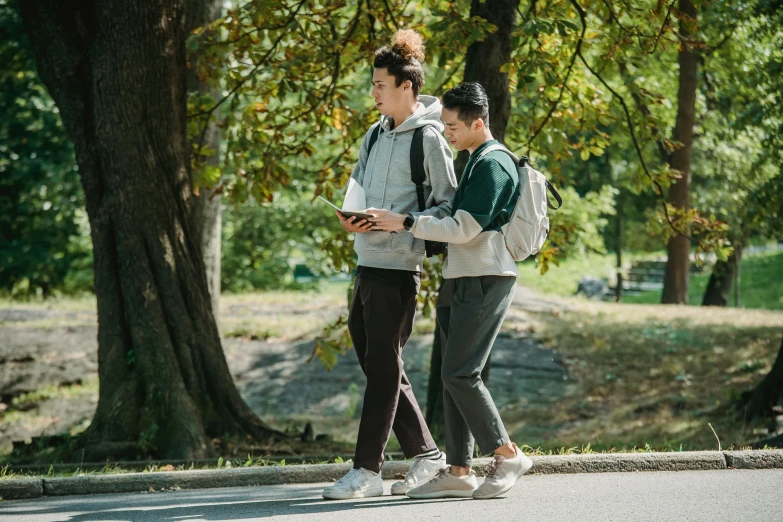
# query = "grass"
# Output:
<box><xmin>517</xmin><ymin>252</ymin><xmax>616</xmax><ymax>297</ymax></box>
<box><xmin>2</xmin><ymin>272</ymin><xmax>781</xmax><ymax>471</ymax></box>
<box><xmin>623</xmin><ymin>250</ymin><xmax>783</xmax><ymax>309</ymax></box>
<box><xmin>218</xmin><ymin>280</ymin><xmax>350</xmax><ymax>341</ymax></box>
<box><xmin>0</xmin><ymin>294</ymin><xmax>97</xmax><ymax>329</ymax></box>
<box><xmin>501</xmin><ymin>299</ymin><xmax>783</xmax><ymax>452</ymax></box>
<box><xmin>10</xmin><ymin>381</ymin><xmax>98</xmax><ymax>409</ymax></box>
<box><xmin>518</xmin><ymin>249</ymin><xmax>783</xmax><ymax>310</ymax></box>
<box><xmin>4</xmin><ymin>440</ymin><xmax>755</xmax><ymax>482</ymax></box>
<box><xmin>0</xmin><ymin>454</ymin><xmax>354</xmax><ymax>481</ymax></box>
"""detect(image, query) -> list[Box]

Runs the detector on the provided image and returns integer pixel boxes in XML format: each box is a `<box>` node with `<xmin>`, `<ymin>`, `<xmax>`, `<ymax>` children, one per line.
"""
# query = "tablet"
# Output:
<box><xmin>317</xmin><ymin>196</ymin><xmax>375</xmax><ymax>220</ymax></box>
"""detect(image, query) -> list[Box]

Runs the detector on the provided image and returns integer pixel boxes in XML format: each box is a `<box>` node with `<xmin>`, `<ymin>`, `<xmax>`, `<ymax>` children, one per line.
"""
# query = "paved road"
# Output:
<box><xmin>1</xmin><ymin>470</ymin><xmax>781</xmax><ymax>522</ymax></box>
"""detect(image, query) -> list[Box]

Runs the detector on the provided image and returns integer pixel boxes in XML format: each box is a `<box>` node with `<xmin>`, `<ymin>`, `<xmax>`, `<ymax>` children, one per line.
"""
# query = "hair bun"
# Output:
<box><xmin>391</xmin><ymin>29</ymin><xmax>425</xmax><ymax>62</ymax></box>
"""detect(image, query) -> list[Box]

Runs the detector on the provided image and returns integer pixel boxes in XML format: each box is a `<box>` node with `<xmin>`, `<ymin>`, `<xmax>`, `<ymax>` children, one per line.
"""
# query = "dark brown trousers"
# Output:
<box><xmin>348</xmin><ymin>268</ymin><xmax>437</xmax><ymax>472</ymax></box>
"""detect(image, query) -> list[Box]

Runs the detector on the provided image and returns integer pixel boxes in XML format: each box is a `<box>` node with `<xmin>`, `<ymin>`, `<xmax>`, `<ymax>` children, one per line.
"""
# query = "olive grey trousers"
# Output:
<box><xmin>437</xmin><ymin>275</ymin><xmax>516</xmax><ymax>467</ymax></box>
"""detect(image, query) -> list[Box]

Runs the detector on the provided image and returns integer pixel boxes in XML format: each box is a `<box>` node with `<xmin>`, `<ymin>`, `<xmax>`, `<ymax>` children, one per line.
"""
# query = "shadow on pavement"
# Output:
<box><xmin>0</xmin><ymin>486</ymin><xmax>473</xmax><ymax>521</ymax></box>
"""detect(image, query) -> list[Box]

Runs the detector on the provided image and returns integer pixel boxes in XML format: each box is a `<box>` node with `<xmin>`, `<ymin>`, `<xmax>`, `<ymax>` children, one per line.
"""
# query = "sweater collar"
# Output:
<box><xmin>470</xmin><ymin>139</ymin><xmax>499</xmax><ymax>159</ymax></box>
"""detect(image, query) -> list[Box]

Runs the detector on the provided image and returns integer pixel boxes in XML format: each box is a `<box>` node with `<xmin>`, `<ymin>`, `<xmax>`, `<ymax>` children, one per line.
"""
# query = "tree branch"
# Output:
<box><xmin>191</xmin><ymin>0</ymin><xmax>308</xmax><ymax>158</ymax></box>
<box><xmin>380</xmin><ymin>0</ymin><xmax>399</xmax><ymax>30</ymax></box>
<box><xmin>526</xmin><ymin>3</ymin><xmax>586</xmax><ymax>147</ymax></box>
<box><xmin>648</xmin><ymin>2</ymin><xmax>674</xmax><ymax>54</ymax></box>
<box><xmin>569</xmin><ymin>0</ymin><xmax>696</xmax><ymax>243</ymax></box>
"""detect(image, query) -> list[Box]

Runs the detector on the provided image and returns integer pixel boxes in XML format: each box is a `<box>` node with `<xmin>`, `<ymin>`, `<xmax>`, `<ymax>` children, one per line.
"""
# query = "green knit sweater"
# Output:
<box><xmin>410</xmin><ymin>139</ymin><xmax>521</xmax><ymax>279</ymax></box>
<box><xmin>453</xmin><ymin>140</ymin><xmax>519</xmax><ymax>231</ymax></box>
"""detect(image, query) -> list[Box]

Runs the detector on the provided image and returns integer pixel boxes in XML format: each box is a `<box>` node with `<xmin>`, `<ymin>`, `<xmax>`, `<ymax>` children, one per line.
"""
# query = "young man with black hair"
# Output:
<box><xmin>321</xmin><ymin>30</ymin><xmax>458</xmax><ymax>500</ymax></box>
<box><xmin>371</xmin><ymin>82</ymin><xmax>533</xmax><ymax>500</ymax></box>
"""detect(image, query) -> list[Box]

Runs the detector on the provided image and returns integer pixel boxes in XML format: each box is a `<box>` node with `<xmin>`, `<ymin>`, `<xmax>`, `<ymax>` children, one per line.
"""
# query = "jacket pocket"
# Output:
<box><xmin>391</xmin><ymin>230</ymin><xmax>426</xmax><ymax>255</ymax></box>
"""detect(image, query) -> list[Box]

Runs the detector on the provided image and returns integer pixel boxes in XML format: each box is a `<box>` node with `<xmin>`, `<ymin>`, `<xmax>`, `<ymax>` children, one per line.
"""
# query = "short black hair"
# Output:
<box><xmin>442</xmin><ymin>82</ymin><xmax>490</xmax><ymax>126</ymax></box>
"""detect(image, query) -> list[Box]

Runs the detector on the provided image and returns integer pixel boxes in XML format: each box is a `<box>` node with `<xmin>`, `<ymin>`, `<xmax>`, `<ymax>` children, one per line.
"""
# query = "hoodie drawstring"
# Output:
<box><xmin>380</xmin><ymin>133</ymin><xmax>395</xmax><ymax>205</ymax></box>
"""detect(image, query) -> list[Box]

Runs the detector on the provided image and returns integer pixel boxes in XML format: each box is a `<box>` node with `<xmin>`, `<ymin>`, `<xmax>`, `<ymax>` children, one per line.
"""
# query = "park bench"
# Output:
<box><xmin>607</xmin><ymin>260</ymin><xmax>705</xmax><ymax>297</ymax></box>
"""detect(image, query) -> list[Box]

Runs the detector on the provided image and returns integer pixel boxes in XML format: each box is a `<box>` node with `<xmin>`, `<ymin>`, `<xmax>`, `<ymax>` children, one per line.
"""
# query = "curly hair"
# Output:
<box><xmin>373</xmin><ymin>29</ymin><xmax>426</xmax><ymax>96</ymax></box>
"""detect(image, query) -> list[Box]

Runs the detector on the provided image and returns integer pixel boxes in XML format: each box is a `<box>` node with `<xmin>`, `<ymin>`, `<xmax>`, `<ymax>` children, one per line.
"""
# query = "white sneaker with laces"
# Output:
<box><xmin>472</xmin><ymin>443</ymin><xmax>533</xmax><ymax>499</ymax></box>
<box><xmin>322</xmin><ymin>467</ymin><xmax>384</xmax><ymax>500</ymax></box>
<box><xmin>406</xmin><ymin>468</ymin><xmax>478</xmax><ymax>499</ymax></box>
<box><xmin>391</xmin><ymin>452</ymin><xmax>448</xmax><ymax>495</ymax></box>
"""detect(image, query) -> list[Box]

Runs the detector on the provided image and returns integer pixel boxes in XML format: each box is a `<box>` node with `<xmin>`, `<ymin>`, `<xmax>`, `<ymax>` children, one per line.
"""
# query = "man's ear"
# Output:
<box><xmin>403</xmin><ymin>80</ymin><xmax>413</xmax><ymax>91</ymax></box>
<box><xmin>473</xmin><ymin>118</ymin><xmax>485</xmax><ymax>132</ymax></box>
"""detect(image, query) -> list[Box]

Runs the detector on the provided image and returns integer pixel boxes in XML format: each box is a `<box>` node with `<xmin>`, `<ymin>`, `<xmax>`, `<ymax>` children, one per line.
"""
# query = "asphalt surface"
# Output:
<box><xmin>1</xmin><ymin>469</ymin><xmax>781</xmax><ymax>522</ymax></box>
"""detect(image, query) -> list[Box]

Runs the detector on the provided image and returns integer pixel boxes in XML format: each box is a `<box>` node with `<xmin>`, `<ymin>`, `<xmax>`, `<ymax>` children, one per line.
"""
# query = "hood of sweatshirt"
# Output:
<box><xmin>379</xmin><ymin>95</ymin><xmax>445</xmax><ymax>135</ymax></box>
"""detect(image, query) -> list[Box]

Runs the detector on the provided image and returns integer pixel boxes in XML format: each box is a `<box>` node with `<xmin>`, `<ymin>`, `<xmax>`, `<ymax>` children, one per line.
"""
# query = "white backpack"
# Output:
<box><xmin>468</xmin><ymin>145</ymin><xmax>562</xmax><ymax>261</ymax></box>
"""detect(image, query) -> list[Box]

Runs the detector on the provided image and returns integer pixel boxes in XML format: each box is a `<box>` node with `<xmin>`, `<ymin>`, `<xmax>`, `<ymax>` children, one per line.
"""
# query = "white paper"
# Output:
<box><xmin>342</xmin><ymin>178</ymin><xmax>367</xmax><ymax>212</ymax></box>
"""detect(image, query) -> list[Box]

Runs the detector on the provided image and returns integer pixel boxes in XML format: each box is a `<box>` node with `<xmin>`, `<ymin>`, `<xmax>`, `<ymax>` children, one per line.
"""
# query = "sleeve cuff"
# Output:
<box><xmin>409</xmin><ymin>215</ymin><xmax>420</xmax><ymax>236</ymax></box>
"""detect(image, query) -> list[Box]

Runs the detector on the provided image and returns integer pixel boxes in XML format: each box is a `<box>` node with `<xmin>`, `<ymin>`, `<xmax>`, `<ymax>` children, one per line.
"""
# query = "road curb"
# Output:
<box><xmin>1</xmin><ymin>450</ymin><xmax>780</xmax><ymax>501</ymax></box>
<box><xmin>530</xmin><ymin>451</ymin><xmax>727</xmax><ymax>474</ymax></box>
<box><xmin>0</xmin><ymin>478</ymin><xmax>43</xmax><ymax>501</ymax></box>
<box><xmin>723</xmin><ymin>450</ymin><xmax>783</xmax><ymax>469</ymax></box>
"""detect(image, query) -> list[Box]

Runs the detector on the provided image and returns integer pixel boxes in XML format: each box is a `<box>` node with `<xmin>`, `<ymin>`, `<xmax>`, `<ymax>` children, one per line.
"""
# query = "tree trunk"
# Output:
<box><xmin>463</xmin><ymin>0</ymin><xmax>518</xmax><ymax>145</ymax></box>
<box><xmin>192</xmin><ymin>191</ymin><xmax>222</xmax><ymax>315</ymax></box>
<box><xmin>615</xmin><ymin>191</ymin><xmax>623</xmax><ymax>302</ymax></box>
<box><xmin>702</xmin><ymin>241</ymin><xmax>744</xmax><ymax>307</ymax></box>
<box><xmin>742</xmin><ymin>331</ymin><xmax>783</xmax><ymax>422</ymax></box>
<box><xmin>426</xmin><ymin>0</ymin><xmax>520</xmax><ymax>437</ymax></box>
<box><xmin>187</xmin><ymin>0</ymin><xmax>222</xmax><ymax>317</ymax></box>
<box><xmin>452</xmin><ymin>0</ymin><xmax>520</xmax><ymax>176</ymax></box>
<box><xmin>425</xmin><ymin>315</ymin><xmax>445</xmax><ymax>444</ymax></box>
<box><xmin>20</xmin><ymin>0</ymin><xmax>281</xmax><ymax>461</ymax></box>
<box><xmin>661</xmin><ymin>0</ymin><xmax>698</xmax><ymax>305</ymax></box>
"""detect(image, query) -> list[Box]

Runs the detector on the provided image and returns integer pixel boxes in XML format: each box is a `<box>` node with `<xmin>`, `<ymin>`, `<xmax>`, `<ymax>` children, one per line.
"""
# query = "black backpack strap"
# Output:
<box><xmin>545</xmin><ymin>181</ymin><xmax>563</xmax><ymax>210</ymax></box>
<box><xmin>367</xmin><ymin>124</ymin><xmax>382</xmax><ymax>155</ymax></box>
<box><xmin>410</xmin><ymin>126</ymin><xmax>429</xmax><ymax>212</ymax></box>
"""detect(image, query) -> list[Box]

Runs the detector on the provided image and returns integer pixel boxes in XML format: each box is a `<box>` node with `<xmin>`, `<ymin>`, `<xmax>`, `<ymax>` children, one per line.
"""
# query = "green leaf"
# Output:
<box><xmin>560</xmin><ymin>20</ymin><xmax>580</xmax><ymax>31</ymax></box>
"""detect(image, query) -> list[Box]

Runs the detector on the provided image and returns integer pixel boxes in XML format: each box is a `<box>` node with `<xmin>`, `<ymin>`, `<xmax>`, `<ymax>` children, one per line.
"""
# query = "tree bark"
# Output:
<box><xmin>742</xmin><ymin>331</ymin><xmax>783</xmax><ymax>422</ymax></box>
<box><xmin>187</xmin><ymin>0</ymin><xmax>222</xmax><ymax>316</ymax></box>
<box><xmin>426</xmin><ymin>0</ymin><xmax>520</xmax><ymax>438</ymax></box>
<box><xmin>661</xmin><ymin>0</ymin><xmax>698</xmax><ymax>305</ymax></box>
<box><xmin>20</xmin><ymin>0</ymin><xmax>281</xmax><ymax>461</ymax></box>
<box><xmin>615</xmin><ymin>191</ymin><xmax>623</xmax><ymax>302</ymax></box>
<box><xmin>702</xmin><ymin>241</ymin><xmax>744</xmax><ymax>307</ymax></box>
<box><xmin>453</xmin><ymin>0</ymin><xmax>520</xmax><ymax>176</ymax></box>
<box><xmin>425</xmin><ymin>315</ymin><xmax>445</xmax><ymax>444</ymax></box>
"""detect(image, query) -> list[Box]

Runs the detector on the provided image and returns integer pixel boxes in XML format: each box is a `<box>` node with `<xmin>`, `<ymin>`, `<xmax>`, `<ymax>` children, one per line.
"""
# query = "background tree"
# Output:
<box><xmin>187</xmin><ymin>0</ymin><xmax>223</xmax><ymax>315</ymax></box>
<box><xmin>695</xmin><ymin>2</ymin><xmax>779</xmax><ymax>307</ymax></box>
<box><xmin>736</xmin><ymin>47</ymin><xmax>783</xmax><ymax>441</ymax></box>
<box><xmin>0</xmin><ymin>3</ymin><xmax>88</xmax><ymax>298</ymax></box>
<box><xmin>661</xmin><ymin>0</ymin><xmax>699</xmax><ymax>305</ymax></box>
<box><xmin>18</xmin><ymin>0</ymin><xmax>282</xmax><ymax>460</ymax></box>
<box><xmin>741</xmin><ymin>175</ymin><xmax>783</xmax><ymax>444</ymax></box>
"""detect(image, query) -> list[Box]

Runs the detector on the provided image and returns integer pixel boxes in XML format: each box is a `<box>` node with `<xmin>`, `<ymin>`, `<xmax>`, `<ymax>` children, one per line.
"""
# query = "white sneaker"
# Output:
<box><xmin>322</xmin><ymin>468</ymin><xmax>384</xmax><ymax>500</ymax></box>
<box><xmin>406</xmin><ymin>468</ymin><xmax>478</xmax><ymax>499</ymax></box>
<box><xmin>472</xmin><ymin>443</ymin><xmax>533</xmax><ymax>499</ymax></box>
<box><xmin>391</xmin><ymin>452</ymin><xmax>448</xmax><ymax>495</ymax></box>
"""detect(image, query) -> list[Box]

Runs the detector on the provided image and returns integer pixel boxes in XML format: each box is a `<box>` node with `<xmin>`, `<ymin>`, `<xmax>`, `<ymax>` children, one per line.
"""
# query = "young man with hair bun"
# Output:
<box><xmin>322</xmin><ymin>29</ymin><xmax>458</xmax><ymax>501</ymax></box>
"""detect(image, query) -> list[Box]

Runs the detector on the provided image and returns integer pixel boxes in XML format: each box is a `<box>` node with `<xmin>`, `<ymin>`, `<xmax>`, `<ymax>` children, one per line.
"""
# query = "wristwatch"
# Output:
<box><xmin>403</xmin><ymin>214</ymin><xmax>415</xmax><ymax>231</ymax></box>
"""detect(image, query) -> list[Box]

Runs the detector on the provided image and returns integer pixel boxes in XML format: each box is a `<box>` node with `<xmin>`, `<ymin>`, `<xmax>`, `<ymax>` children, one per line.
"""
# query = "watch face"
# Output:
<box><xmin>404</xmin><ymin>216</ymin><xmax>415</xmax><ymax>229</ymax></box>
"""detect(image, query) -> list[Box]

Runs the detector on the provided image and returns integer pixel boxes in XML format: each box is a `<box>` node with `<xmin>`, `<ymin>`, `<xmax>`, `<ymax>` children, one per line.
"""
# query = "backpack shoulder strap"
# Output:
<box><xmin>519</xmin><ymin>155</ymin><xmax>562</xmax><ymax>210</ymax></box>
<box><xmin>410</xmin><ymin>126</ymin><xmax>431</xmax><ymax>212</ymax></box>
<box><xmin>367</xmin><ymin>124</ymin><xmax>382</xmax><ymax>155</ymax></box>
<box><xmin>467</xmin><ymin>144</ymin><xmax>516</xmax><ymax>180</ymax></box>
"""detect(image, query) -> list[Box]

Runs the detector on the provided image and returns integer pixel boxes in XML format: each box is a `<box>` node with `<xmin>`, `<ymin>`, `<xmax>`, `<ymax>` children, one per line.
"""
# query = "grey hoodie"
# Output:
<box><xmin>350</xmin><ymin>95</ymin><xmax>458</xmax><ymax>272</ymax></box>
